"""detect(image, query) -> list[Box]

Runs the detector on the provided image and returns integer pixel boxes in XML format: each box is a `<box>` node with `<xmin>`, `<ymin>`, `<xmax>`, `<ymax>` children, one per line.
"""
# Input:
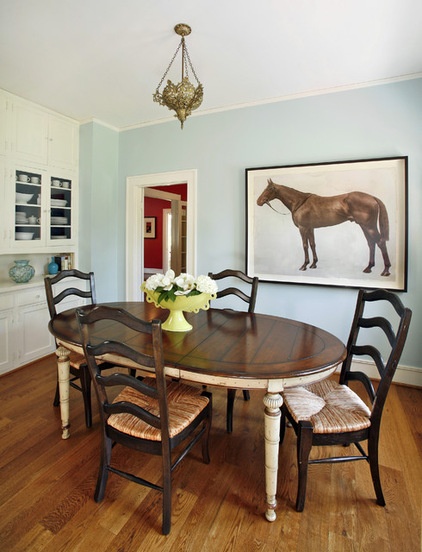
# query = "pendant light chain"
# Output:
<box><xmin>184</xmin><ymin>41</ymin><xmax>201</xmax><ymax>85</ymax></box>
<box><xmin>154</xmin><ymin>41</ymin><xmax>183</xmax><ymax>93</ymax></box>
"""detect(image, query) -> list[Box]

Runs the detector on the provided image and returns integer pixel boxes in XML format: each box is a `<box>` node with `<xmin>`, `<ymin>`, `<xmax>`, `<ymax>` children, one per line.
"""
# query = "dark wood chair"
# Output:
<box><xmin>44</xmin><ymin>269</ymin><xmax>102</xmax><ymax>428</ymax></box>
<box><xmin>76</xmin><ymin>305</ymin><xmax>212</xmax><ymax>535</ymax></box>
<box><xmin>208</xmin><ymin>269</ymin><xmax>259</xmax><ymax>433</ymax></box>
<box><xmin>280</xmin><ymin>288</ymin><xmax>412</xmax><ymax>512</ymax></box>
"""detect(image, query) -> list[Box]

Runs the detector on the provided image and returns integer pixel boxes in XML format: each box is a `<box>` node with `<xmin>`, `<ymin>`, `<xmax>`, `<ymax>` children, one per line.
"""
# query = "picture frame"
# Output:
<box><xmin>246</xmin><ymin>157</ymin><xmax>408</xmax><ymax>291</ymax></box>
<box><xmin>144</xmin><ymin>216</ymin><xmax>156</xmax><ymax>239</ymax></box>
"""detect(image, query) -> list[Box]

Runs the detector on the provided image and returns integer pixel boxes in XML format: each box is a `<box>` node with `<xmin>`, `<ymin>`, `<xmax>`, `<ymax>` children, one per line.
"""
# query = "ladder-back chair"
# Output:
<box><xmin>45</xmin><ymin>269</ymin><xmax>101</xmax><ymax>428</ymax></box>
<box><xmin>76</xmin><ymin>305</ymin><xmax>212</xmax><ymax>535</ymax></box>
<box><xmin>280</xmin><ymin>288</ymin><xmax>412</xmax><ymax>511</ymax></box>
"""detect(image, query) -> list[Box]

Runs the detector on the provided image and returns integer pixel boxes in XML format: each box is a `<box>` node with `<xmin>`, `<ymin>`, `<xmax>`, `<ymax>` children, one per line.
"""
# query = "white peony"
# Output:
<box><xmin>174</xmin><ymin>273</ymin><xmax>196</xmax><ymax>292</ymax></box>
<box><xmin>196</xmin><ymin>274</ymin><xmax>218</xmax><ymax>295</ymax></box>
<box><xmin>145</xmin><ymin>269</ymin><xmax>176</xmax><ymax>291</ymax></box>
<box><xmin>144</xmin><ymin>273</ymin><xmax>163</xmax><ymax>291</ymax></box>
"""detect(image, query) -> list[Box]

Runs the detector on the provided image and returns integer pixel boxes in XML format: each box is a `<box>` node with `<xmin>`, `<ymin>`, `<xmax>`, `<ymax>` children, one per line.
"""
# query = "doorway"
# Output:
<box><xmin>125</xmin><ymin>169</ymin><xmax>197</xmax><ymax>301</ymax></box>
<box><xmin>144</xmin><ymin>186</ymin><xmax>187</xmax><ymax>278</ymax></box>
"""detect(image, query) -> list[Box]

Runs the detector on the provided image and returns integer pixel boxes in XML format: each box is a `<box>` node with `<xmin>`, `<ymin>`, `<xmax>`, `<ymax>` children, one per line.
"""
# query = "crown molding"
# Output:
<box><xmin>121</xmin><ymin>73</ymin><xmax>422</xmax><ymax>132</ymax></box>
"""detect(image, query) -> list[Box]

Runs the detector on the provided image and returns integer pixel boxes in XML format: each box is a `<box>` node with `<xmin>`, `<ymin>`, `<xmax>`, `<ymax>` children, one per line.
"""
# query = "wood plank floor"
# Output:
<box><xmin>0</xmin><ymin>355</ymin><xmax>421</xmax><ymax>552</ymax></box>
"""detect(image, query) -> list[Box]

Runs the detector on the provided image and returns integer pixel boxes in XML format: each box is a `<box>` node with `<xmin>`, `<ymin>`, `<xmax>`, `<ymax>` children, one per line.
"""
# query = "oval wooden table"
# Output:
<box><xmin>49</xmin><ymin>301</ymin><xmax>346</xmax><ymax>522</ymax></box>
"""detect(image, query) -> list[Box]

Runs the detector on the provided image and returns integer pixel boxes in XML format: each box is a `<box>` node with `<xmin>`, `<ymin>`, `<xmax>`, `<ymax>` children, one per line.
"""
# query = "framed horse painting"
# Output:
<box><xmin>246</xmin><ymin>156</ymin><xmax>408</xmax><ymax>291</ymax></box>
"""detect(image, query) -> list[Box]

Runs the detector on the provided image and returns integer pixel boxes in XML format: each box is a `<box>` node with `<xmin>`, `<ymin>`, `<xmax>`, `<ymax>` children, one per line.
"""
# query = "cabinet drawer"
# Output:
<box><xmin>0</xmin><ymin>294</ymin><xmax>14</xmax><ymax>310</ymax></box>
<box><xmin>16</xmin><ymin>288</ymin><xmax>46</xmax><ymax>307</ymax></box>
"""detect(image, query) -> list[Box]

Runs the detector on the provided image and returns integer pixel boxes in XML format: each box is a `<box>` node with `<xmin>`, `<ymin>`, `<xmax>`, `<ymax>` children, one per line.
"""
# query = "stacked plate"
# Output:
<box><xmin>51</xmin><ymin>216</ymin><xmax>68</xmax><ymax>225</ymax></box>
<box><xmin>16</xmin><ymin>213</ymin><xmax>28</xmax><ymax>224</ymax></box>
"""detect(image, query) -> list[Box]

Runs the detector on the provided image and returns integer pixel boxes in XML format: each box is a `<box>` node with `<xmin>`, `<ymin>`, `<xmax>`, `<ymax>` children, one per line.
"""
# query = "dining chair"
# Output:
<box><xmin>76</xmin><ymin>305</ymin><xmax>212</xmax><ymax>535</ymax></box>
<box><xmin>44</xmin><ymin>269</ymin><xmax>106</xmax><ymax>428</ymax></box>
<box><xmin>208</xmin><ymin>269</ymin><xmax>259</xmax><ymax>433</ymax></box>
<box><xmin>280</xmin><ymin>288</ymin><xmax>412</xmax><ymax>512</ymax></box>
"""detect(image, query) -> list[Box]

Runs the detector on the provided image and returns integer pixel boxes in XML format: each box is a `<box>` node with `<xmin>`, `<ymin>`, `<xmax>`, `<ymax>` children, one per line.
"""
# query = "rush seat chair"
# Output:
<box><xmin>76</xmin><ymin>305</ymin><xmax>212</xmax><ymax>535</ymax></box>
<box><xmin>280</xmin><ymin>288</ymin><xmax>412</xmax><ymax>512</ymax></box>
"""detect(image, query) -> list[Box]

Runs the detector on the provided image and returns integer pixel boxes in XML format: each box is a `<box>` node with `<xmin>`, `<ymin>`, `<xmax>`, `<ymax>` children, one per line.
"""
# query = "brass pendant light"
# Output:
<box><xmin>153</xmin><ymin>24</ymin><xmax>203</xmax><ymax>129</ymax></box>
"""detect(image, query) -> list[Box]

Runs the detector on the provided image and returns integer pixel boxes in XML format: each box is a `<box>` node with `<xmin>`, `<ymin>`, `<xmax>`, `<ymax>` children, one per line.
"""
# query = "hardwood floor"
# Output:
<box><xmin>0</xmin><ymin>355</ymin><xmax>421</xmax><ymax>552</ymax></box>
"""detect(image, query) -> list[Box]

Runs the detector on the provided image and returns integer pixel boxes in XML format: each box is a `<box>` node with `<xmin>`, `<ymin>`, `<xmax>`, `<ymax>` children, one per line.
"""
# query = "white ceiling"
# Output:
<box><xmin>1</xmin><ymin>0</ymin><xmax>421</xmax><ymax>130</ymax></box>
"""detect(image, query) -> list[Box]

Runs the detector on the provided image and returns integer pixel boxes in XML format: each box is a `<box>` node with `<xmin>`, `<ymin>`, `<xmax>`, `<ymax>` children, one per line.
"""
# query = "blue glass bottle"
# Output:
<box><xmin>48</xmin><ymin>257</ymin><xmax>59</xmax><ymax>275</ymax></box>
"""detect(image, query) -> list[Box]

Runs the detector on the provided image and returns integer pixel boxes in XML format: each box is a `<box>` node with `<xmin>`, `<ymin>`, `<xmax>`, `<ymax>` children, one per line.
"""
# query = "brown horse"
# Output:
<box><xmin>256</xmin><ymin>179</ymin><xmax>391</xmax><ymax>276</ymax></box>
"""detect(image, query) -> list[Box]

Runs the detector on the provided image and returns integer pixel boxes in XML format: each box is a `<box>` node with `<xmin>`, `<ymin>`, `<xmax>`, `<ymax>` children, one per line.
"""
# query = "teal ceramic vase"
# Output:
<box><xmin>9</xmin><ymin>260</ymin><xmax>35</xmax><ymax>284</ymax></box>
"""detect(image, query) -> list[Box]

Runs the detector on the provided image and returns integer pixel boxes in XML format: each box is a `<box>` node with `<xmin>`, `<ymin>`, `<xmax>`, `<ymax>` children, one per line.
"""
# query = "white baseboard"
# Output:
<box><xmin>336</xmin><ymin>359</ymin><xmax>421</xmax><ymax>388</ymax></box>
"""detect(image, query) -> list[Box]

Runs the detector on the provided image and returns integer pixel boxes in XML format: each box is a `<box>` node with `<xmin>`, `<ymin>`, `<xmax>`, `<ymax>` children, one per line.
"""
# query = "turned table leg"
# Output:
<box><xmin>263</xmin><ymin>391</ymin><xmax>283</xmax><ymax>522</ymax></box>
<box><xmin>55</xmin><ymin>346</ymin><xmax>71</xmax><ymax>439</ymax></box>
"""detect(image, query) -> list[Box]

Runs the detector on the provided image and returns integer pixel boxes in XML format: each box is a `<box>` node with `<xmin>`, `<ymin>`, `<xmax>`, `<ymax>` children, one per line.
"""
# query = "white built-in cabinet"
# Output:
<box><xmin>0</xmin><ymin>90</ymin><xmax>79</xmax><ymax>254</ymax></box>
<box><xmin>0</xmin><ymin>279</ymin><xmax>90</xmax><ymax>376</ymax></box>
<box><xmin>0</xmin><ymin>89</ymin><xmax>80</xmax><ymax>374</ymax></box>
<box><xmin>0</xmin><ymin>284</ymin><xmax>55</xmax><ymax>375</ymax></box>
<box><xmin>0</xmin><ymin>294</ymin><xmax>14</xmax><ymax>374</ymax></box>
<box><xmin>9</xmin><ymin>96</ymin><xmax>78</xmax><ymax>170</ymax></box>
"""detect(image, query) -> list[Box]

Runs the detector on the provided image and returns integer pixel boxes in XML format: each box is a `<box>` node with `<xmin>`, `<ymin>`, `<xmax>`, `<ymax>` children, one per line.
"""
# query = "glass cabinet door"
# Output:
<box><xmin>15</xmin><ymin>170</ymin><xmax>42</xmax><ymax>243</ymax></box>
<box><xmin>50</xmin><ymin>176</ymin><xmax>72</xmax><ymax>241</ymax></box>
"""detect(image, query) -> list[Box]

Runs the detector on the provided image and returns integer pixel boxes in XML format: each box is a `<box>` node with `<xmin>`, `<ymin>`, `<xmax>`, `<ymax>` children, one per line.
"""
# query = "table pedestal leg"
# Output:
<box><xmin>263</xmin><ymin>391</ymin><xmax>283</xmax><ymax>521</ymax></box>
<box><xmin>56</xmin><ymin>346</ymin><xmax>71</xmax><ymax>439</ymax></box>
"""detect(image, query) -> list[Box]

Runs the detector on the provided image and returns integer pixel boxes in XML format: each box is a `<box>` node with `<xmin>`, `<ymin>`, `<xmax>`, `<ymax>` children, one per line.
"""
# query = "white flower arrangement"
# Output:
<box><xmin>143</xmin><ymin>269</ymin><xmax>218</xmax><ymax>304</ymax></box>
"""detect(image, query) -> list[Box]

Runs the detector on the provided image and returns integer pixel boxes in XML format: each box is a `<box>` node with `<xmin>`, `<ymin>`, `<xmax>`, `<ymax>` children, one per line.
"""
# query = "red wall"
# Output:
<box><xmin>154</xmin><ymin>184</ymin><xmax>187</xmax><ymax>200</ymax></box>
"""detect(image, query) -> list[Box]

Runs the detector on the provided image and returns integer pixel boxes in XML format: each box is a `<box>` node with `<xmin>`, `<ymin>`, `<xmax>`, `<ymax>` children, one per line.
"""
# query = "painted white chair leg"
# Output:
<box><xmin>263</xmin><ymin>391</ymin><xmax>283</xmax><ymax>521</ymax></box>
<box><xmin>56</xmin><ymin>346</ymin><xmax>71</xmax><ymax>439</ymax></box>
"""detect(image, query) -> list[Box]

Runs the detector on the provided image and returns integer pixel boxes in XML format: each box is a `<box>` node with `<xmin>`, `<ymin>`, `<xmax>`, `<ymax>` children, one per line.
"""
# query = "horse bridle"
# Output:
<box><xmin>263</xmin><ymin>201</ymin><xmax>289</xmax><ymax>215</ymax></box>
<box><xmin>264</xmin><ymin>194</ymin><xmax>311</xmax><ymax>216</ymax></box>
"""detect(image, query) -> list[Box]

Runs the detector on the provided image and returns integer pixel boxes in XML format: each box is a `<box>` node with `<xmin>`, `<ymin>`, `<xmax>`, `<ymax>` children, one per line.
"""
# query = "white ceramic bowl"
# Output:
<box><xmin>51</xmin><ymin>199</ymin><xmax>67</xmax><ymax>207</ymax></box>
<box><xmin>15</xmin><ymin>232</ymin><xmax>34</xmax><ymax>240</ymax></box>
<box><xmin>16</xmin><ymin>192</ymin><xmax>34</xmax><ymax>204</ymax></box>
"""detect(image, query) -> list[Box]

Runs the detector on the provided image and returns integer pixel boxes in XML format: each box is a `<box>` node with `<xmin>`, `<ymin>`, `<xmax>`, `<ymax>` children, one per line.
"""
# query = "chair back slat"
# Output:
<box><xmin>358</xmin><ymin>316</ymin><xmax>396</xmax><ymax>347</ymax></box>
<box><xmin>340</xmin><ymin>289</ymin><xmax>412</xmax><ymax>425</ymax></box>
<box><xmin>351</xmin><ymin>344</ymin><xmax>386</xmax><ymax>377</ymax></box>
<box><xmin>208</xmin><ymin>269</ymin><xmax>259</xmax><ymax>313</ymax></box>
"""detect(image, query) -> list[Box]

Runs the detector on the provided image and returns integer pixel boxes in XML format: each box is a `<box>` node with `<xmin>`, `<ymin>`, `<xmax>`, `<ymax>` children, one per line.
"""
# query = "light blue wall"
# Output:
<box><xmin>80</xmin><ymin>78</ymin><xmax>422</xmax><ymax>370</ymax></box>
<box><xmin>79</xmin><ymin>122</ymin><xmax>121</xmax><ymax>301</ymax></box>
